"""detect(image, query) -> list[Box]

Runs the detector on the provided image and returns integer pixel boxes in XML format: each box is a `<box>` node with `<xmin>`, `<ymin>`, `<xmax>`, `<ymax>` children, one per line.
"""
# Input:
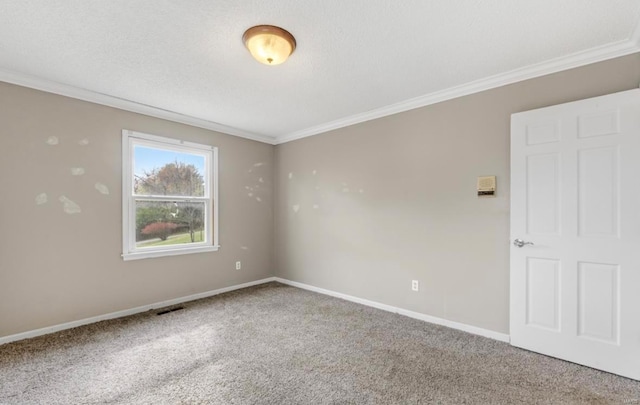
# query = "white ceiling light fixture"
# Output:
<box><xmin>243</xmin><ymin>25</ymin><xmax>296</xmax><ymax>66</ymax></box>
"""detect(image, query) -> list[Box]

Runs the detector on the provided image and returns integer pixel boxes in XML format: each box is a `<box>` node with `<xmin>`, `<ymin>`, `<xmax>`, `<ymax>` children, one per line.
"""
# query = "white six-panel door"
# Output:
<box><xmin>510</xmin><ymin>89</ymin><xmax>640</xmax><ymax>380</ymax></box>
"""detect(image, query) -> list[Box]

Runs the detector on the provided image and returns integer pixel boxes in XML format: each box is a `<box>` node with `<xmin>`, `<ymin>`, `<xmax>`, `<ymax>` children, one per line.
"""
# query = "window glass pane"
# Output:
<box><xmin>135</xmin><ymin>200</ymin><xmax>206</xmax><ymax>247</ymax></box>
<box><xmin>134</xmin><ymin>145</ymin><xmax>206</xmax><ymax>197</ymax></box>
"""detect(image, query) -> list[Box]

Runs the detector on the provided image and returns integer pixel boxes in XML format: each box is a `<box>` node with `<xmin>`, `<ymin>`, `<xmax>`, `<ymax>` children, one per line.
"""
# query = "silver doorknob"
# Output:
<box><xmin>513</xmin><ymin>239</ymin><xmax>534</xmax><ymax>248</ymax></box>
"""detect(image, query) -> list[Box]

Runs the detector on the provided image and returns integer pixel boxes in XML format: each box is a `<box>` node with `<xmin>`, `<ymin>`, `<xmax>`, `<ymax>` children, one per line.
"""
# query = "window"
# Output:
<box><xmin>122</xmin><ymin>130</ymin><xmax>218</xmax><ymax>260</ymax></box>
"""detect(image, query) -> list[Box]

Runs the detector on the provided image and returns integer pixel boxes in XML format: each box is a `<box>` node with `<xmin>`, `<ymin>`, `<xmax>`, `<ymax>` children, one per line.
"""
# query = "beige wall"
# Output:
<box><xmin>0</xmin><ymin>82</ymin><xmax>274</xmax><ymax>338</ymax></box>
<box><xmin>274</xmin><ymin>53</ymin><xmax>640</xmax><ymax>334</ymax></box>
<box><xmin>2</xmin><ymin>53</ymin><xmax>639</xmax><ymax>340</ymax></box>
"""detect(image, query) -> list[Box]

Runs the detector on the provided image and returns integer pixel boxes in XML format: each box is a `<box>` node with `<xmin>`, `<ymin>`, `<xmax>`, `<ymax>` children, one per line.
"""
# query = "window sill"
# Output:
<box><xmin>122</xmin><ymin>245</ymin><xmax>220</xmax><ymax>261</ymax></box>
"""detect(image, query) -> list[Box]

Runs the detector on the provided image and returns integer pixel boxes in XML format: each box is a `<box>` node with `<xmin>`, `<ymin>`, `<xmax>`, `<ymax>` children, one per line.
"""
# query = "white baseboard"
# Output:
<box><xmin>274</xmin><ymin>277</ymin><xmax>510</xmax><ymax>343</ymax></box>
<box><xmin>1</xmin><ymin>276</ymin><xmax>510</xmax><ymax>346</ymax></box>
<box><xmin>0</xmin><ymin>277</ymin><xmax>277</xmax><ymax>346</ymax></box>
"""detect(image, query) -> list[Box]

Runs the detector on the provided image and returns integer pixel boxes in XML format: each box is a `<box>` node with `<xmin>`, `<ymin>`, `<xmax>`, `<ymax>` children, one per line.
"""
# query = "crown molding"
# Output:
<box><xmin>2</xmin><ymin>28</ymin><xmax>639</xmax><ymax>147</ymax></box>
<box><xmin>275</xmin><ymin>38</ymin><xmax>640</xmax><ymax>144</ymax></box>
<box><xmin>0</xmin><ymin>68</ymin><xmax>277</xmax><ymax>145</ymax></box>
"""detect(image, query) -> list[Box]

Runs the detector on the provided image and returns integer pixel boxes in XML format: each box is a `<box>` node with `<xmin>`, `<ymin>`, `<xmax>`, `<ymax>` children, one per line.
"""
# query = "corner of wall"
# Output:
<box><xmin>631</xmin><ymin>18</ymin><xmax>640</xmax><ymax>50</ymax></box>
<box><xmin>271</xmin><ymin>143</ymin><xmax>280</xmax><ymax>277</ymax></box>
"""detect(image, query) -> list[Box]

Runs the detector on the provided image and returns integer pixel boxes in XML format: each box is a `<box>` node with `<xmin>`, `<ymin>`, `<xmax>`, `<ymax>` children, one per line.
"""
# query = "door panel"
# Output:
<box><xmin>526</xmin><ymin>120</ymin><xmax>560</xmax><ymax>145</ymax></box>
<box><xmin>510</xmin><ymin>89</ymin><xmax>640</xmax><ymax>381</ymax></box>
<box><xmin>578</xmin><ymin>110</ymin><xmax>619</xmax><ymax>138</ymax></box>
<box><xmin>577</xmin><ymin>147</ymin><xmax>619</xmax><ymax>237</ymax></box>
<box><xmin>577</xmin><ymin>262</ymin><xmax>618</xmax><ymax>343</ymax></box>
<box><xmin>526</xmin><ymin>153</ymin><xmax>561</xmax><ymax>235</ymax></box>
<box><xmin>526</xmin><ymin>258</ymin><xmax>560</xmax><ymax>331</ymax></box>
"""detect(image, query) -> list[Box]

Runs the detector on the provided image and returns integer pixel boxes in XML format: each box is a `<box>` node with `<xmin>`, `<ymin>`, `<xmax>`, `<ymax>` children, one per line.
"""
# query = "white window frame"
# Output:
<box><xmin>122</xmin><ymin>129</ymin><xmax>219</xmax><ymax>261</ymax></box>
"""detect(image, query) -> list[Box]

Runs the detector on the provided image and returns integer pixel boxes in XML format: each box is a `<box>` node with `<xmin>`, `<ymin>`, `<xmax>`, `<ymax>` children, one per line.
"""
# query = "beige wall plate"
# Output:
<box><xmin>477</xmin><ymin>176</ymin><xmax>496</xmax><ymax>197</ymax></box>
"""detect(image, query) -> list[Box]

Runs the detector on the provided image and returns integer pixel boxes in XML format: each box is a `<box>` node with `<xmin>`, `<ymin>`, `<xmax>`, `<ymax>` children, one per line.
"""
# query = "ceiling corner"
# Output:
<box><xmin>0</xmin><ymin>68</ymin><xmax>277</xmax><ymax>145</ymax></box>
<box><xmin>274</xmin><ymin>37</ymin><xmax>640</xmax><ymax>146</ymax></box>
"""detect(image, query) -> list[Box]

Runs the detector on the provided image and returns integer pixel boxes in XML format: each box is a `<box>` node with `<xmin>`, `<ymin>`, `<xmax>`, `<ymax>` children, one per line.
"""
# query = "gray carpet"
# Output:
<box><xmin>1</xmin><ymin>282</ymin><xmax>639</xmax><ymax>404</ymax></box>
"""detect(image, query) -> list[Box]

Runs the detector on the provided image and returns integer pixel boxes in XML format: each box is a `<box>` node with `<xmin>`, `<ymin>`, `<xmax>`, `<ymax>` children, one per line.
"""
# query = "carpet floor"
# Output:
<box><xmin>0</xmin><ymin>282</ymin><xmax>639</xmax><ymax>404</ymax></box>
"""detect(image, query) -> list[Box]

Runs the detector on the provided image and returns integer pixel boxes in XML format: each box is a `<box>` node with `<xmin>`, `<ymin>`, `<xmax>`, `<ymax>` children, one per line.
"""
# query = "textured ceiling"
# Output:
<box><xmin>0</xmin><ymin>1</ymin><xmax>639</xmax><ymax>144</ymax></box>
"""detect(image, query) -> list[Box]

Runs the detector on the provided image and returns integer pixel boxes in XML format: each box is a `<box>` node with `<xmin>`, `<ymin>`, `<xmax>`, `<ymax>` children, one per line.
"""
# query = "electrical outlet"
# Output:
<box><xmin>235</xmin><ymin>261</ymin><xmax>241</xmax><ymax>270</ymax></box>
<box><xmin>411</xmin><ymin>280</ymin><xmax>419</xmax><ymax>291</ymax></box>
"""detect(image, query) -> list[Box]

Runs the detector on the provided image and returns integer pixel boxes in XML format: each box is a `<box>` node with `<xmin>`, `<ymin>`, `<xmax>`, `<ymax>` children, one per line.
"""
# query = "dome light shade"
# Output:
<box><xmin>243</xmin><ymin>25</ymin><xmax>296</xmax><ymax>66</ymax></box>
